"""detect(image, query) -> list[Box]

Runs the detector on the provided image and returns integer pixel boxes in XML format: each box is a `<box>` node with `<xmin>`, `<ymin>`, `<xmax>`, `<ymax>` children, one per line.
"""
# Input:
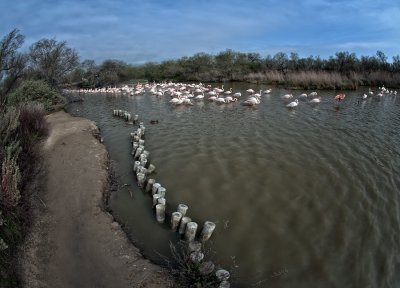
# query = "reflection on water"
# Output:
<box><xmin>67</xmin><ymin>84</ymin><xmax>400</xmax><ymax>288</ymax></box>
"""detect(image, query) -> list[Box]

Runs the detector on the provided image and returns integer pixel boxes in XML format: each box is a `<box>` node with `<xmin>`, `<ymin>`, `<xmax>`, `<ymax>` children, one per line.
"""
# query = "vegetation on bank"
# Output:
<box><xmin>68</xmin><ymin>50</ymin><xmax>400</xmax><ymax>90</ymax></box>
<box><xmin>0</xmin><ymin>29</ymin><xmax>77</xmax><ymax>287</ymax></box>
<box><xmin>0</xmin><ymin>103</ymin><xmax>49</xmax><ymax>287</ymax></box>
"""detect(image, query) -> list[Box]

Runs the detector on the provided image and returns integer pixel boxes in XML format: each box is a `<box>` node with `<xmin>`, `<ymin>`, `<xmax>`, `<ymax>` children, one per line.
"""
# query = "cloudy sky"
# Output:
<box><xmin>1</xmin><ymin>0</ymin><xmax>399</xmax><ymax>64</ymax></box>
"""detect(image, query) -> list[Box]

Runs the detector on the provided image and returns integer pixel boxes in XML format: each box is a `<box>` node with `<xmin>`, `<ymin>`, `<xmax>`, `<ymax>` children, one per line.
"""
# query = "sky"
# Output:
<box><xmin>1</xmin><ymin>0</ymin><xmax>399</xmax><ymax>65</ymax></box>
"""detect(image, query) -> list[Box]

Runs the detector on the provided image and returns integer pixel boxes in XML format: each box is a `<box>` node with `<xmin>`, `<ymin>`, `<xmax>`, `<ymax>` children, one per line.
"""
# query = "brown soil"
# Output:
<box><xmin>18</xmin><ymin>111</ymin><xmax>174</xmax><ymax>288</ymax></box>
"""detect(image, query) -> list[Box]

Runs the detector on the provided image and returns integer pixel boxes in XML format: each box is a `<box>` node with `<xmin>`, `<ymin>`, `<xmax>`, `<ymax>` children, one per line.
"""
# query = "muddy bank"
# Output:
<box><xmin>18</xmin><ymin>111</ymin><xmax>173</xmax><ymax>288</ymax></box>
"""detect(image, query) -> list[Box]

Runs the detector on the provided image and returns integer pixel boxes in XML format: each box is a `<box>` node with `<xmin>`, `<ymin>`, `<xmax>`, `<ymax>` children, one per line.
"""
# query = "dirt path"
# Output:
<box><xmin>18</xmin><ymin>111</ymin><xmax>173</xmax><ymax>288</ymax></box>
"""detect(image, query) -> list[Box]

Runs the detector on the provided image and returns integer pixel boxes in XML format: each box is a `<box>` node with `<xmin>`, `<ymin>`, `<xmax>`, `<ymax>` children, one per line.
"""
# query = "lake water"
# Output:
<box><xmin>66</xmin><ymin>83</ymin><xmax>400</xmax><ymax>288</ymax></box>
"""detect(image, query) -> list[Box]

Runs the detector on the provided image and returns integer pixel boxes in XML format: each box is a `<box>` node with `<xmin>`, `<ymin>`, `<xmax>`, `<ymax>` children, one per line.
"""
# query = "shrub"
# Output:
<box><xmin>17</xmin><ymin>102</ymin><xmax>48</xmax><ymax>155</ymax></box>
<box><xmin>0</xmin><ymin>107</ymin><xmax>20</xmax><ymax>169</ymax></box>
<box><xmin>0</xmin><ymin>210</ymin><xmax>8</xmax><ymax>252</ymax></box>
<box><xmin>0</xmin><ymin>207</ymin><xmax>21</xmax><ymax>287</ymax></box>
<box><xmin>161</xmin><ymin>241</ymin><xmax>223</xmax><ymax>288</ymax></box>
<box><xmin>0</xmin><ymin>103</ymin><xmax>48</xmax><ymax>286</ymax></box>
<box><xmin>0</xmin><ymin>102</ymin><xmax>48</xmax><ymax>209</ymax></box>
<box><xmin>7</xmin><ymin>80</ymin><xmax>65</xmax><ymax>111</ymax></box>
<box><xmin>1</xmin><ymin>150</ymin><xmax>21</xmax><ymax>209</ymax></box>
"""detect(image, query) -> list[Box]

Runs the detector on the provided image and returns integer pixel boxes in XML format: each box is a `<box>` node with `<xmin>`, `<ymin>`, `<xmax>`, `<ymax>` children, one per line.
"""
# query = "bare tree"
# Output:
<box><xmin>273</xmin><ymin>52</ymin><xmax>289</xmax><ymax>75</ymax></box>
<box><xmin>0</xmin><ymin>29</ymin><xmax>27</xmax><ymax>106</ymax></box>
<box><xmin>29</xmin><ymin>38</ymin><xmax>79</xmax><ymax>88</ymax></box>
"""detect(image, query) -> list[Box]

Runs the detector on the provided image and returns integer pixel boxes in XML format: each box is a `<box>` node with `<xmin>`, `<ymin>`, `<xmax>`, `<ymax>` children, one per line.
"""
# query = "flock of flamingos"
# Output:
<box><xmin>70</xmin><ymin>82</ymin><xmax>398</xmax><ymax>108</ymax></box>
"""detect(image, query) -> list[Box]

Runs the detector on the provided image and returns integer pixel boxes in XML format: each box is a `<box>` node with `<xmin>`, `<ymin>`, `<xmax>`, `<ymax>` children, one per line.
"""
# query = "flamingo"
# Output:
<box><xmin>224</xmin><ymin>88</ymin><xmax>233</xmax><ymax>95</ymax></box>
<box><xmin>225</xmin><ymin>96</ymin><xmax>237</xmax><ymax>103</ymax></box>
<box><xmin>310</xmin><ymin>97</ymin><xmax>321</xmax><ymax>103</ymax></box>
<box><xmin>286</xmin><ymin>99</ymin><xmax>299</xmax><ymax>108</ymax></box>
<box><xmin>214</xmin><ymin>85</ymin><xmax>224</xmax><ymax>93</ymax></box>
<box><xmin>216</xmin><ymin>96</ymin><xmax>226</xmax><ymax>104</ymax></box>
<box><xmin>246</xmin><ymin>88</ymin><xmax>255</xmax><ymax>94</ymax></box>
<box><xmin>263</xmin><ymin>89</ymin><xmax>272</xmax><ymax>94</ymax></box>
<box><xmin>282</xmin><ymin>93</ymin><xmax>293</xmax><ymax>99</ymax></box>
<box><xmin>253</xmin><ymin>90</ymin><xmax>262</xmax><ymax>98</ymax></box>
<box><xmin>243</xmin><ymin>95</ymin><xmax>260</xmax><ymax>106</ymax></box>
<box><xmin>362</xmin><ymin>94</ymin><xmax>367</xmax><ymax>99</ymax></box>
<box><xmin>155</xmin><ymin>90</ymin><xmax>165</xmax><ymax>97</ymax></box>
<box><xmin>208</xmin><ymin>95</ymin><xmax>217</xmax><ymax>102</ymax></box>
<box><xmin>195</xmin><ymin>92</ymin><xmax>205</xmax><ymax>100</ymax></box>
<box><xmin>182</xmin><ymin>98</ymin><xmax>193</xmax><ymax>105</ymax></box>
<box><xmin>243</xmin><ymin>97</ymin><xmax>260</xmax><ymax>106</ymax></box>
<box><xmin>233</xmin><ymin>92</ymin><xmax>242</xmax><ymax>98</ymax></box>
<box><xmin>334</xmin><ymin>93</ymin><xmax>345</xmax><ymax>101</ymax></box>
<box><xmin>170</xmin><ymin>94</ymin><xmax>184</xmax><ymax>104</ymax></box>
<box><xmin>309</xmin><ymin>91</ymin><xmax>318</xmax><ymax>97</ymax></box>
<box><xmin>170</xmin><ymin>97</ymin><xmax>183</xmax><ymax>105</ymax></box>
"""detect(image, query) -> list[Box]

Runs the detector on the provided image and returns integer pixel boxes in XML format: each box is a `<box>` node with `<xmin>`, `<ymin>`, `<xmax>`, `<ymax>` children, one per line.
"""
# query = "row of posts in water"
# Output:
<box><xmin>113</xmin><ymin>109</ymin><xmax>138</xmax><ymax>124</ymax></box>
<box><xmin>112</xmin><ymin>109</ymin><xmax>231</xmax><ymax>287</ymax></box>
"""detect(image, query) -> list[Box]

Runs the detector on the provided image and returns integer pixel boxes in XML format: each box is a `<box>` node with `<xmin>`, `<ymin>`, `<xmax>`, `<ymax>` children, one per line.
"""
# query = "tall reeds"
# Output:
<box><xmin>243</xmin><ymin>70</ymin><xmax>400</xmax><ymax>90</ymax></box>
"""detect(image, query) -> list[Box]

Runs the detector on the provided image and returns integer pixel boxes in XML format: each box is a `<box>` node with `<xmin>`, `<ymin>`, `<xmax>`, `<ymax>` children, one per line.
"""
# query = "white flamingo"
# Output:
<box><xmin>310</xmin><ymin>97</ymin><xmax>321</xmax><ymax>103</ymax></box>
<box><xmin>243</xmin><ymin>95</ymin><xmax>260</xmax><ymax>106</ymax></box>
<box><xmin>195</xmin><ymin>92</ymin><xmax>205</xmax><ymax>100</ymax></box>
<box><xmin>246</xmin><ymin>88</ymin><xmax>255</xmax><ymax>94</ymax></box>
<box><xmin>225</xmin><ymin>96</ymin><xmax>237</xmax><ymax>103</ymax></box>
<box><xmin>282</xmin><ymin>93</ymin><xmax>293</xmax><ymax>99</ymax></box>
<box><xmin>309</xmin><ymin>91</ymin><xmax>318</xmax><ymax>97</ymax></box>
<box><xmin>182</xmin><ymin>98</ymin><xmax>193</xmax><ymax>105</ymax></box>
<box><xmin>233</xmin><ymin>92</ymin><xmax>242</xmax><ymax>98</ymax></box>
<box><xmin>253</xmin><ymin>90</ymin><xmax>262</xmax><ymax>98</ymax></box>
<box><xmin>155</xmin><ymin>90</ymin><xmax>164</xmax><ymax>97</ymax></box>
<box><xmin>263</xmin><ymin>89</ymin><xmax>272</xmax><ymax>94</ymax></box>
<box><xmin>208</xmin><ymin>95</ymin><xmax>217</xmax><ymax>102</ymax></box>
<box><xmin>170</xmin><ymin>95</ymin><xmax>184</xmax><ymax>105</ymax></box>
<box><xmin>224</xmin><ymin>88</ymin><xmax>233</xmax><ymax>95</ymax></box>
<box><xmin>286</xmin><ymin>99</ymin><xmax>299</xmax><ymax>108</ymax></box>
<box><xmin>214</xmin><ymin>85</ymin><xmax>224</xmax><ymax>93</ymax></box>
<box><xmin>216</xmin><ymin>96</ymin><xmax>226</xmax><ymax>104</ymax></box>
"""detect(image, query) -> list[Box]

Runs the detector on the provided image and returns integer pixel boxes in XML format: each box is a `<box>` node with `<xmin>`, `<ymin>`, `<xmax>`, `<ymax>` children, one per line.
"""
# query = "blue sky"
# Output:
<box><xmin>1</xmin><ymin>0</ymin><xmax>399</xmax><ymax>65</ymax></box>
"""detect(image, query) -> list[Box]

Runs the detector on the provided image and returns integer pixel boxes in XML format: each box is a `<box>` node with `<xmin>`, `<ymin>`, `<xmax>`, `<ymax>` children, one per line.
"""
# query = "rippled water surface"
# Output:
<box><xmin>67</xmin><ymin>84</ymin><xmax>400</xmax><ymax>287</ymax></box>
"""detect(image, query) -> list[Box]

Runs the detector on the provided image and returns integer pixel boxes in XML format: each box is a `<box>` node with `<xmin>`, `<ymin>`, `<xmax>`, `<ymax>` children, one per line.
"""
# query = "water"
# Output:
<box><xmin>66</xmin><ymin>84</ymin><xmax>400</xmax><ymax>288</ymax></box>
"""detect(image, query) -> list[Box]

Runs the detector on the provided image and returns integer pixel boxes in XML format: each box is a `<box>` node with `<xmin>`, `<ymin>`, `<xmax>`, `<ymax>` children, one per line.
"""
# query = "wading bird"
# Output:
<box><xmin>286</xmin><ymin>99</ymin><xmax>299</xmax><ymax>108</ymax></box>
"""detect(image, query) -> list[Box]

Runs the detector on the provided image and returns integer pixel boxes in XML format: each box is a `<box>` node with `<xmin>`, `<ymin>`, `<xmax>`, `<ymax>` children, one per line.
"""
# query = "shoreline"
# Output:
<box><xmin>18</xmin><ymin>110</ymin><xmax>173</xmax><ymax>288</ymax></box>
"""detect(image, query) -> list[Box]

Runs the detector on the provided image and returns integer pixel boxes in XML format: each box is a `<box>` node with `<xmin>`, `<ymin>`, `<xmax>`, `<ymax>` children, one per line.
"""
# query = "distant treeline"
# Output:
<box><xmin>69</xmin><ymin>49</ymin><xmax>400</xmax><ymax>90</ymax></box>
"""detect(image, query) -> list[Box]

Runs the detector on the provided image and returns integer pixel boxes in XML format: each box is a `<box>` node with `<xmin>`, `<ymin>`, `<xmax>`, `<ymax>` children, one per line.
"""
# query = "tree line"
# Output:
<box><xmin>69</xmin><ymin>49</ymin><xmax>400</xmax><ymax>90</ymax></box>
<box><xmin>2</xmin><ymin>28</ymin><xmax>400</xmax><ymax>93</ymax></box>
